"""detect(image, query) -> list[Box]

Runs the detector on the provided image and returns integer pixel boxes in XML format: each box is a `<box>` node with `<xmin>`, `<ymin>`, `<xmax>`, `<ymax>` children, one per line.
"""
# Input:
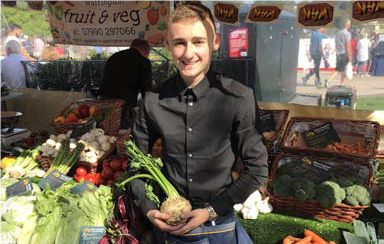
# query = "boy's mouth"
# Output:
<box><xmin>181</xmin><ymin>60</ymin><xmax>198</xmax><ymax>67</ymax></box>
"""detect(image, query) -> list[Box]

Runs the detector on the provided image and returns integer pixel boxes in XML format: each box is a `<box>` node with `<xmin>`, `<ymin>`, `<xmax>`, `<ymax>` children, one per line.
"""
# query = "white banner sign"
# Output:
<box><xmin>47</xmin><ymin>1</ymin><xmax>170</xmax><ymax>47</ymax></box>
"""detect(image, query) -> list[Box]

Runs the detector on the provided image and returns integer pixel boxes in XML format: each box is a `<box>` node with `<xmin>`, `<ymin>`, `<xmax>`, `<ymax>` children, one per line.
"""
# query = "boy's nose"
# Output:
<box><xmin>183</xmin><ymin>42</ymin><xmax>194</xmax><ymax>59</ymax></box>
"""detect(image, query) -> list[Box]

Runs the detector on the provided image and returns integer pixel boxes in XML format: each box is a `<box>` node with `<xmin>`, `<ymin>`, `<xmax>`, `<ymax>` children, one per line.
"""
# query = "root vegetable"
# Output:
<box><xmin>116</xmin><ymin>140</ymin><xmax>192</xmax><ymax>225</ymax></box>
<box><xmin>295</xmin><ymin>235</ymin><xmax>312</xmax><ymax>244</ymax></box>
<box><xmin>304</xmin><ymin>229</ymin><xmax>327</xmax><ymax>244</ymax></box>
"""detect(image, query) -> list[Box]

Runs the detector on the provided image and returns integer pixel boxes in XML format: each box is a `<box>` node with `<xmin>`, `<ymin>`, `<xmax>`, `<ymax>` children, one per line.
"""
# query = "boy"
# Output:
<box><xmin>131</xmin><ymin>3</ymin><xmax>268</xmax><ymax>243</ymax></box>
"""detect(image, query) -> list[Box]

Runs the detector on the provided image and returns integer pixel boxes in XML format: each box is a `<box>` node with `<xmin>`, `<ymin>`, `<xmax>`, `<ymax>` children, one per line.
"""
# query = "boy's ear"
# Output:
<box><xmin>213</xmin><ymin>33</ymin><xmax>221</xmax><ymax>51</ymax></box>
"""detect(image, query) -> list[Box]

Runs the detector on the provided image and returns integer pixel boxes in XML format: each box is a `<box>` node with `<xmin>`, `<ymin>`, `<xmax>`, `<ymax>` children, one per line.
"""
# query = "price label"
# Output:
<box><xmin>79</xmin><ymin>226</ymin><xmax>106</xmax><ymax>244</ymax></box>
<box><xmin>6</xmin><ymin>178</ymin><xmax>33</xmax><ymax>199</ymax></box>
<box><xmin>284</xmin><ymin>157</ymin><xmax>333</xmax><ymax>184</ymax></box>
<box><xmin>302</xmin><ymin>122</ymin><xmax>341</xmax><ymax>148</ymax></box>
<box><xmin>260</xmin><ymin>113</ymin><xmax>275</xmax><ymax>132</ymax></box>
<box><xmin>38</xmin><ymin>170</ymin><xmax>71</xmax><ymax>190</ymax></box>
<box><xmin>373</xmin><ymin>203</ymin><xmax>384</xmax><ymax>213</ymax></box>
<box><xmin>70</xmin><ymin>182</ymin><xmax>97</xmax><ymax>196</ymax></box>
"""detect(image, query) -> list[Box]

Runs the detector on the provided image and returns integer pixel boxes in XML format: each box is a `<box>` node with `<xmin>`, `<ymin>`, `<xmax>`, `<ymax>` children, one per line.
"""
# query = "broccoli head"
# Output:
<box><xmin>344</xmin><ymin>185</ymin><xmax>371</xmax><ymax>206</ymax></box>
<box><xmin>271</xmin><ymin>174</ymin><xmax>293</xmax><ymax>197</ymax></box>
<box><xmin>291</xmin><ymin>178</ymin><xmax>316</xmax><ymax>201</ymax></box>
<box><xmin>316</xmin><ymin>181</ymin><xmax>346</xmax><ymax>208</ymax></box>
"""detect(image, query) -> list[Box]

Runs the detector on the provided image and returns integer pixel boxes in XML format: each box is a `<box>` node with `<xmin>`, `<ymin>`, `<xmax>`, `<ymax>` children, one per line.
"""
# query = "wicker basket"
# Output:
<box><xmin>50</xmin><ymin>99</ymin><xmax>124</xmax><ymax>135</ymax></box>
<box><xmin>259</xmin><ymin>109</ymin><xmax>289</xmax><ymax>151</ymax></box>
<box><xmin>268</xmin><ymin>154</ymin><xmax>373</xmax><ymax>223</ymax></box>
<box><xmin>280</xmin><ymin>117</ymin><xmax>380</xmax><ymax>160</ymax></box>
<box><xmin>116</xmin><ymin>130</ymin><xmax>131</xmax><ymax>155</ymax></box>
<box><xmin>38</xmin><ymin>143</ymin><xmax>115</xmax><ymax>174</ymax></box>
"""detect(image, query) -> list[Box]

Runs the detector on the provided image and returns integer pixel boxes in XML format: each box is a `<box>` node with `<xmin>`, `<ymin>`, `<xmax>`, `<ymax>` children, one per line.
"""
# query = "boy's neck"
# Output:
<box><xmin>181</xmin><ymin>70</ymin><xmax>209</xmax><ymax>88</ymax></box>
<box><xmin>183</xmin><ymin>76</ymin><xmax>203</xmax><ymax>88</ymax></box>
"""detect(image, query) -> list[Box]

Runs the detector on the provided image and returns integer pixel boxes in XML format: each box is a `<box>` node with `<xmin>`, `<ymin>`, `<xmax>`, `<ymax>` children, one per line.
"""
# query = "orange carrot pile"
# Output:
<box><xmin>281</xmin><ymin>229</ymin><xmax>336</xmax><ymax>244</ymax></box>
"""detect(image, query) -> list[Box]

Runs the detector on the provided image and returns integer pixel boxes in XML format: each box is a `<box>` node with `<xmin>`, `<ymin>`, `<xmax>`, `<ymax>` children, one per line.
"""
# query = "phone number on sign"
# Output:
<box><xmin>81</xmin><ymin>27</ymin><xmax>136</xmax><ymax>36</ymax></box>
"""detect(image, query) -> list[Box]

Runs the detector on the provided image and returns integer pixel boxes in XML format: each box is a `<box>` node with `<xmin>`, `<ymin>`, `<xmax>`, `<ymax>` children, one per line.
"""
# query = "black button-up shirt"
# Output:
<box><xmin>131</xmin><ymin>69</ymin><xmax>268</xmax><ymax>216</ymax></box>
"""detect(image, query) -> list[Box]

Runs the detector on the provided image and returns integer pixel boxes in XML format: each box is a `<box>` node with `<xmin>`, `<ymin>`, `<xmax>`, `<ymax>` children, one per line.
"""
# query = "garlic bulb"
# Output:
<box><xmin>257</xmin><ymin>197</ymin><xmax>273</xmax><ymax>214</ymax></box>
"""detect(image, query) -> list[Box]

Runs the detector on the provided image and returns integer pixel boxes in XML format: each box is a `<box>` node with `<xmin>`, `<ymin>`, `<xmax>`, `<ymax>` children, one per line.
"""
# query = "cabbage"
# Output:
<box><xmin>2</xmin><ymin>196</ymin><xmax>36</xmax><ymax>227</ymax></box>
<box><xmin>0</xmin><ymin>178</ymin><xmax>19</xmax><ymax>201</ymax></box>
<box><xmin>1</xmin><ymin>221</ymin><xmax>21</xmax><ymax>244</ymax></box>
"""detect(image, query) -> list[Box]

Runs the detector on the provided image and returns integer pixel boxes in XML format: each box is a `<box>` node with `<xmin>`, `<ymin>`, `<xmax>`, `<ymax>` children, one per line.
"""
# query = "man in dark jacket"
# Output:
<box><xmin>99</xmin><ymin>38</ymin><xmax>152</xmax><ymax>128</ymax></box>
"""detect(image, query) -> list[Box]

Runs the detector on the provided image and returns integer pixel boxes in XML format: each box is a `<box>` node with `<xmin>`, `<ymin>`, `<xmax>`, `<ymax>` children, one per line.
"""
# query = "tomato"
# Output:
<box><xmin>102</xmin><ymin>160</ymin><xmax>110</xmax><ymax>169</ymax></box>
<box><xmin>101</xmin><ymin>166</ymin><xmax>113</xmax><ymax>179</ymax></box>
<box><xmin>76</xmin><ymin>166</ymin><xmax>88</xmax><ymax>176</ymax></box>
<box><xmin>113</xmin><ymin>171</ymin><xmax>121</xmax><ymax>181</ymax></box>
<box><xmin>85</xmin><ymin>173</ymin><xmax>96</xmax><ymax>184</ymax></box>
<box><xmin>121</xmin><ymin>160</ymin><xmax>128</xmax><ymax>171</ymax></box>
<box><xmin>77</xmin><ymin>175</ymin><xmax>86</xmax><ymax>182</ymax></box>
<box><xmin>110</xmin><ymin>159</ymin><xmax>121</xmax><ymax>171</ymax></box>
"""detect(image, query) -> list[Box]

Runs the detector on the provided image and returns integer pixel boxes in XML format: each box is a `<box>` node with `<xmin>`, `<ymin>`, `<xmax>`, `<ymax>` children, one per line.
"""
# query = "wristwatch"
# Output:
<box><xmin>206</xmin><ymin>205</ymin><xmax>218</xmax><ymax>221</ymax></box>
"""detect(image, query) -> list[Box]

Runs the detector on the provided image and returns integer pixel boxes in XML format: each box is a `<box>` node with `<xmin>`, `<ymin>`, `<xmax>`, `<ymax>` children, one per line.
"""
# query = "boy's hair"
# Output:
<box><xmin>170</xmin><ymin>2</ymin><xmax>216</xmax><ymax>31</ymax></box>
<box><xmin>131</xmin><ymin>38</ymin><xmax>150</xmax><ymax>53</ymax></box>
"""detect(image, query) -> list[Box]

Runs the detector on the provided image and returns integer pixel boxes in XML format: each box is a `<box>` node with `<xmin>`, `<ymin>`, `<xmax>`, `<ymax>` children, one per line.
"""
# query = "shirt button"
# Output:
<box><xmin>188</xmin><ymin>153</ymin><xmax>193</xmax><ymax>158</ymax></box>
<box><xmin>188</xmin><ymin>102</ymin><xmax>193</xmax><ymax>107</ymax></box>
<box><xmin>187</xmin><ymin>127</ymin><xmax>192</xmax><ymax>132</ymax></box>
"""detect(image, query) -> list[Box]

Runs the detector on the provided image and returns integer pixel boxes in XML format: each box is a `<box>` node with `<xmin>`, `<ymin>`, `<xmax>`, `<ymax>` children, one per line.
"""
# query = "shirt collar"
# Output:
<box><xmin>176</xmin><ymin>69</ymin><xmax>216</xmax><ymax>101</ymax></box>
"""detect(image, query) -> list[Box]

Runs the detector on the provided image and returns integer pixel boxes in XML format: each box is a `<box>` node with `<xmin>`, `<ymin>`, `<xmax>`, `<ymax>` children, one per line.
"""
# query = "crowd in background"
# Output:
<box><xmin>351</xmin><ymin>31</ymin><xmax>384</xmax><ymax>77</ymax></box>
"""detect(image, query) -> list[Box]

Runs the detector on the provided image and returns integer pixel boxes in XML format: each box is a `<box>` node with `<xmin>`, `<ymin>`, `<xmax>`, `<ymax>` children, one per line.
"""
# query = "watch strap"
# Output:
<box><xmin>206</xmin><ymin>205</ymin><xmax>218</xmax><ymax>221</ymax></box>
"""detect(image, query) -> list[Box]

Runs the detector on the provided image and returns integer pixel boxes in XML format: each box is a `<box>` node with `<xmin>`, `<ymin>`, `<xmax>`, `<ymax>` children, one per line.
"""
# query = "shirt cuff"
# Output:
<box><xmin>210</xmin><ymin>194</ymin><xmax>234</xmax><ymax>216</ymax></box>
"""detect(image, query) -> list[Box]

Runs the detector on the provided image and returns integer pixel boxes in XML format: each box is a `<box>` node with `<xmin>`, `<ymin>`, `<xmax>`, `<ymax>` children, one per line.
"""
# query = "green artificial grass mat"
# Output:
<box><xmin>237</xmin><ymin>212</ymin><xmax>354</xmax><ymax>244</ymax></box>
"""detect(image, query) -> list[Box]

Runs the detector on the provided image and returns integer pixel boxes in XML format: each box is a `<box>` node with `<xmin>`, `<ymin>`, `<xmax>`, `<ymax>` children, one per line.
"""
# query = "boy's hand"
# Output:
<box><xmin>169</xmin><ymin>208</ymin><xmax>209</xmax><ymax>236</ymax></box>
<box><xmin>146</xmin><ymin>209</ymin><xmax>184</xmax><ymax>232</ymax></box>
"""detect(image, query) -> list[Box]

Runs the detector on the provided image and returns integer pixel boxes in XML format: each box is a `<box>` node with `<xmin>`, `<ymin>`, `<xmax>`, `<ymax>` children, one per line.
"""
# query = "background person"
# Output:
<box><xmin>1</xmin><ymin>40</ymin><xmax>27</xmax><ymax>88</ymax></box>
<box><xmin>369</xmin><ymin>33</ymin><xmax>384</xmax><ymax>76</ymax></box>
<box><xmin>325</xmin><ymin>19</ymin><xmax>352</xmax><ymax>86</ymax></box>
<box><xmin>130</xmin><ymin>3</ymin><xmax>267</xmax><ymax>243</ymax></box>
<box><xmin>302</xmin><ymin>28</ymin><xmax>326</xmax><ymax>88</ymax></box>
<box><xmin>99</xmin><ymin>38</ymin><xmax>152</xmax><ymax>129</ymax></box>
<box><xmin>356</xmin><ymin>33</ymin><xmax>370</xmax><ymax>76</ymax></box>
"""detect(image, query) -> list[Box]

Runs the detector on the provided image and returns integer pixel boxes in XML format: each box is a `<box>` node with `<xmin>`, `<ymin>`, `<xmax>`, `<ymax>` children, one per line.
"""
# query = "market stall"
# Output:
<box><xmin>2</xmin><ymin>93</ymin><xmax>383</xmax><ymax>243</ymax></box>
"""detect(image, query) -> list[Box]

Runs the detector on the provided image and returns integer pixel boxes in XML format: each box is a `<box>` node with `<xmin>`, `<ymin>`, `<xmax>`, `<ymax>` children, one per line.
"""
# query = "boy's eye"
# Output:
<box><xmin>173</xmin><ymin>41</ymin><xmax>185</xmax><ymax>46</ymax></box>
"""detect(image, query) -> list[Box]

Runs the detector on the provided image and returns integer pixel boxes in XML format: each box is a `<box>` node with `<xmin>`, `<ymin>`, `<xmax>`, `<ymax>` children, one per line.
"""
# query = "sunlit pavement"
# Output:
<box><xmin>296</xmin><ymin>71</ymin><xmax>384</xmax><ymax>98</ymax></box>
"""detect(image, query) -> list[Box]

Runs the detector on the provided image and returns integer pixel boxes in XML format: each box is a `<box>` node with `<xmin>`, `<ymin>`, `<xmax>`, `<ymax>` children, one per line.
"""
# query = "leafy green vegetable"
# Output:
<box><xmin>2</xmin><ymin>196</ymin><xmax>36</xmax><ymax>227</ymax></box>
<box><xmin>54</xmin><ymin>185</ymin><xmax>113</xmax><ymax>244</ymax></box>
<box><xmin>17</xmin><ymin>214</ymin><xmax>37</xmax><ymax>244</ymax></box>
<box><xmin>1</xmin><ymin>221</ymin><xmax>21</xmax><ymax>243</ymax></box>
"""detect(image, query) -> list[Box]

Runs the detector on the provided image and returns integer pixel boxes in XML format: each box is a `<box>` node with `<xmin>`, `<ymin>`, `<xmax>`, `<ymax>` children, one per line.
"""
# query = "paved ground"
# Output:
<box><xmin>296</xmin><ymin>71</ymin><xmax>384</xmax><ymax>98</ymax></box>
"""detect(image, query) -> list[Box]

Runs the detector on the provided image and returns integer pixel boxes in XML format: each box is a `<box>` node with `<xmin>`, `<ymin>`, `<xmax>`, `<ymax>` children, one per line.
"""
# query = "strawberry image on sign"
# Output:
<box><xmin>147</xmin><ymin>7</ymin><xmax>159</xmax><ymax>25</ymax></box>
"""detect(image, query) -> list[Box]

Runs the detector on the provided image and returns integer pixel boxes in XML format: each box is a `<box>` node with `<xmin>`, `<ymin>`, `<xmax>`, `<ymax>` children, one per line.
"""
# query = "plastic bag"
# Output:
<box><xmin>345</xmin><ymin>62</ymin><xmax>353</xmax><ymax>80</ymax></box>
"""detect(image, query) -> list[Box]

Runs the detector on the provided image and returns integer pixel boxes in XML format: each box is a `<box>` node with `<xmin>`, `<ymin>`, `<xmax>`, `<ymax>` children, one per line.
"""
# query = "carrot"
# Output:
<box><xmin>295</xmin><ymin>235</ymin><xmax>312</xmax><ymax>244</ymax></box>
<box><xmin>329</xmin><ymin>241</ymin><xmax>336</xmax><ymax>244</ymax></box>
<box><xmin>282</xmin><ymin>236</ymin><xmax>301</xmax><ymax>244</ymax></box>
<box><xmin>304</xmin><ymin>229</ymin><xmax>327</xmax><ymax>244</ymax></box>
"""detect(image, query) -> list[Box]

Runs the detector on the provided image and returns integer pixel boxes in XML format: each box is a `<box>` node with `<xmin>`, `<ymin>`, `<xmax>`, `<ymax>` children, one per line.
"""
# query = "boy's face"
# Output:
<box><xmin>166</xmin><ymin>17</ymin><xmax>220</xmax><ymax>86</ymax></box>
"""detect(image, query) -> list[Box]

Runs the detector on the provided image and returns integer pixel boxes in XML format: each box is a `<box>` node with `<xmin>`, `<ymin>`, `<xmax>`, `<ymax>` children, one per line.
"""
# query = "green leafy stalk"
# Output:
<box><xmin>116</xmin><ymin>140</ymin><xmax>179</xmax><ymax>199</ymax></box>
<box><xmin>45</xmin><ymin>141</ymin><xmax>84</xmax><ymax>176</ymax></box>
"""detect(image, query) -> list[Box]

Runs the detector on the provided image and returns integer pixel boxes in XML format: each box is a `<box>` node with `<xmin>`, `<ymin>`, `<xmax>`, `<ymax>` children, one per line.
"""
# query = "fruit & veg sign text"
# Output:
<box><xmin>47</xmin><ymin>1</ymin><xmax>169</xmax><ymax>47</ymax></box>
